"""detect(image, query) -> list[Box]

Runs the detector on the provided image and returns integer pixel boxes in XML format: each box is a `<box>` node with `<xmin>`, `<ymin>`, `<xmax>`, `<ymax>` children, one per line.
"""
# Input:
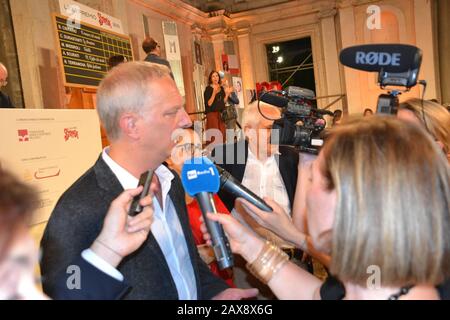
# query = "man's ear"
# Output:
<box><xmin>119</xmin><ymin>113</ymin><xmax>140</xmax><ymax>139</ymax></box>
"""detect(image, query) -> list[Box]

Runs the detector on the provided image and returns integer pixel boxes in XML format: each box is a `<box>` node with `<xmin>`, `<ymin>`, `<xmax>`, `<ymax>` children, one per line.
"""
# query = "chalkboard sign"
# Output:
<box><xmin>53</xmin><ymin>14</ymin><xmax>134</xmax><ymax>88</ymax></box>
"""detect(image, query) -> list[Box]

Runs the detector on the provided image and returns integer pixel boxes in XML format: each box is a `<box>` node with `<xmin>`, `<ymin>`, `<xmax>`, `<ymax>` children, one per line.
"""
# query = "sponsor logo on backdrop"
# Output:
<box><xmin>64</xmin><ymin>128</ymin><xmax>79</xmax><ymax>141</ymax></box>
<box><xmin>97</xmin><ymin>13</ymin><xmax>112</xmax><ymax>28</ymax></box>
<box><xmin>18</xmin><ymin>129</ymin><xmax>51</xmax><ymax>142</ymax></box>
<box><xmin>18</xmin><ymin>129</ymin><xmax>29</xmax><ymax>142</ymax></box>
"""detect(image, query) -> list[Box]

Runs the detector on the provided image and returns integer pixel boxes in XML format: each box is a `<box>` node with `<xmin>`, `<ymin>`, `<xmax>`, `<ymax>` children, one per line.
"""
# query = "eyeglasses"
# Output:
<box><xmin>175</xmin><ymin>143</ymin><xmax>203</xmax><ymax>157</ymax></box>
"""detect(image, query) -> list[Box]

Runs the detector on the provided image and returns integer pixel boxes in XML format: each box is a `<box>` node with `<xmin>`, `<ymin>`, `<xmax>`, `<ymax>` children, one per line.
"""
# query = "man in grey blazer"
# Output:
<box><xmin>40</xmin><ymin>62</ymin><xmax>257</xmax><ymax>300</ymax></box>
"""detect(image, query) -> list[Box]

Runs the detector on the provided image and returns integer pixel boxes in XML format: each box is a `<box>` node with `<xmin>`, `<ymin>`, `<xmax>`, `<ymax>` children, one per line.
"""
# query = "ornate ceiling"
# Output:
<box><xmin>179</xmin><ymin>0</ymin><xmax>292</xmax><ymax>14</ymax></box>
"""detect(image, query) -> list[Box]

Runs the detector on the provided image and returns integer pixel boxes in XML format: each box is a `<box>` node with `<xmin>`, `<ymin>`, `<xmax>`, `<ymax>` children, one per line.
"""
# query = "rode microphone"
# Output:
<box><xmin>215</xmin><ymin>166</ymin><xmax>273</xmax><ymax>212</ymax></box>
<box><xmin>181</xmin><ymin>157</ymin><xmax>233</xmax><ymax>270</ymax></box>
<box><xmin>339</xmin><ymin>44</ymin><xmax>422</xmax><ymax>73</ymax></box>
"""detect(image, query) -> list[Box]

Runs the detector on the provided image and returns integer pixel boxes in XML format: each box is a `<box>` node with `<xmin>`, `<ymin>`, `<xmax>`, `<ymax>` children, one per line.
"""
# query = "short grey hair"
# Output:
<box><xmin>96</xmin><ymin>61</ymin><xmax>172</xmax><ymax>140</ymax></box>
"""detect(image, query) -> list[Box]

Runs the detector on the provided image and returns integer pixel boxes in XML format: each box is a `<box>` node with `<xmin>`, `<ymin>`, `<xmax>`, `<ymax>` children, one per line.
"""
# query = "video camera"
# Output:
<box><xmin>339</xmin><ymin>44</ymin><xmax>423</xmax><ymax>114</ymax></box>
<box><xmin>259</xmin><ymin>86</ymin><xmax>333</xmax><ymax>155</ymax></box>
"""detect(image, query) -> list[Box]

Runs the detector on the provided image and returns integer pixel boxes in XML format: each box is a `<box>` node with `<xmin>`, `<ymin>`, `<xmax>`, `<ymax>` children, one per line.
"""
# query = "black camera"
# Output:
<box><xmin>259</xmin><ymin>86</ymin><xmax>332</xmax><ymax>155</ymax></box>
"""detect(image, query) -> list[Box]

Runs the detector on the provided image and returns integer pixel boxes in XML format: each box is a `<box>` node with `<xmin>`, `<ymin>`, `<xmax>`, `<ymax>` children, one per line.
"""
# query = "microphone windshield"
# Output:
<box><xmin>181</xmin><ymin>157</ymin><xmax>220</xmax><ymax>196</ymax></box>
<box><xmin>339</xmin><ymin>44</ymin><xmax>422</xmax><ymax>73</ymax></box>
<box><xmin>259</xmin><ymin>92</ymin><xmax>289</xmax><ymax>108</ymax></box>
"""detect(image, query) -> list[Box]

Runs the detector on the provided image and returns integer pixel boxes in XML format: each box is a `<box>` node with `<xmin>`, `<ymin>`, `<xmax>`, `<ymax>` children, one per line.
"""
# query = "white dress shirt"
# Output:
<box><xmin>82</xmin><ymin>148</ymin><xmax>197</xmax><ymax>299</ymax></box>
<box><xmin>231</xmin><ymin>147</ymin><xmax>293</xmax><ymax>248</ymax></box>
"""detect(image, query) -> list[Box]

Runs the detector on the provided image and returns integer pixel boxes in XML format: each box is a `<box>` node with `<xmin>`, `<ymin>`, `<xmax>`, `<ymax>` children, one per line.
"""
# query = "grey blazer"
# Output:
<box><xmin>40</xmin><ymin>155</ymin><xmax>228</xmax><ymax>300</ymax></box>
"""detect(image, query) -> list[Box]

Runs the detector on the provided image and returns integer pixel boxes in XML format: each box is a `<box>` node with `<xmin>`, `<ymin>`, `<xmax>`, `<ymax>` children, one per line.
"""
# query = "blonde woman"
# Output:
<box><xmin>397</xmin><ymin>98</ymin><xmax>450</xmax><ymax>162</ymax></box>
<box><xmin>204</xmin><ymin>117</ymin><xmax>450</xmax><ymax>300</ymax></box>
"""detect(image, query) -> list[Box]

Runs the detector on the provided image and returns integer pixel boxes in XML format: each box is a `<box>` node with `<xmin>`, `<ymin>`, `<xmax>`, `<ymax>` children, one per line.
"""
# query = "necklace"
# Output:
<box><xmin>388</xmin><ymin>285</ymin><xmax>414</xmax><ymax>300</ymax></box>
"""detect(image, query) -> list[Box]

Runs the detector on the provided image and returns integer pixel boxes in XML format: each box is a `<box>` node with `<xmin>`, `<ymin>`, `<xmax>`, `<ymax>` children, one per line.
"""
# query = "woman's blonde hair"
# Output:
<box><xmin>399</xmin><ymin>98</ymin><xmax>450</xmax><ymax>154</ymax></box>
<box><xmin>321</xmin><ymin>116</ymin><xmax>450</xmax><ymax>287</ymax></box>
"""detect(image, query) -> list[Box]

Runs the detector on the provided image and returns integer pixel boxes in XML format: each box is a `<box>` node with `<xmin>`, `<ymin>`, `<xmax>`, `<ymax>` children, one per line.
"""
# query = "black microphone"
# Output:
<box><xmin>216</xmin><ymin>166</ymin><xmax>273</xmax><ymax>212</ymax></box>
<box><xmin>316</xmin><ymin>109</ymin><xmax>334</xmax><ymax>116</ymax></box>
<box><xmin>181</xmin><ymin>158</ymin><xmax>233</xmax><ymax>270</ymax></box>
<box><xmin>259</xmin><ymin>92</ymin><xmax>289</xmax><ymax>108</ymax></box>
<box><xmin>339</xmin><ymin>44</ymin><xmax>422</xmax><ymax>73</ymax></box>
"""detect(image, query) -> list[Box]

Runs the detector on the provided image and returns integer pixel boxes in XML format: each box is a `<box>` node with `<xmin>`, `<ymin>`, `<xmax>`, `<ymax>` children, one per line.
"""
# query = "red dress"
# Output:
<box><xmin>186</xmin><ymin>195</ymin><xmax>235</xmax><ymax>287</ymax></box>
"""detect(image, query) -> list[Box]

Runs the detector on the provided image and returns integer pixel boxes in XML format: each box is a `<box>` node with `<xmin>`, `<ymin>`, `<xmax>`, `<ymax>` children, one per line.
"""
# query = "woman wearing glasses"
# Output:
<box><xmin>168</xmin><ymin>128</ymin><xmax>235</xmax><ymax>287</ymax></box>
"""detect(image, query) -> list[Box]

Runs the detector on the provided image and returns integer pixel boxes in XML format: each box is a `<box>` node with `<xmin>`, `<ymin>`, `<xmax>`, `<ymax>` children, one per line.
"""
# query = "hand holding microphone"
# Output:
<box><xmin>181</xmin><ymin>157</ymin><xmax>234</xmax><ymax>270</ymax></box>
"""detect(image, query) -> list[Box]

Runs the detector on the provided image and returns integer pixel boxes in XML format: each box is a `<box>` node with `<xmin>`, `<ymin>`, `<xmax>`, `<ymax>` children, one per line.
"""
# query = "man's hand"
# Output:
<box><xmin>90</xmin><ymin>187</ymin><xmax>154</xmax><ymax>267</ymax></box>
<box><xmin>212</xmin><ymin>288</ymin><xmax>259</xmax><ymax>300</ymax></box>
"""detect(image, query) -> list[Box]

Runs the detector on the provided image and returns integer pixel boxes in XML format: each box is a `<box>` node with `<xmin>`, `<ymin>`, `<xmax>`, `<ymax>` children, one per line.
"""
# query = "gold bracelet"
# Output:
<box><xmin>246</xmin><ymin>241</ymin><xmax>289</xmax><ymax>284</ymax></box>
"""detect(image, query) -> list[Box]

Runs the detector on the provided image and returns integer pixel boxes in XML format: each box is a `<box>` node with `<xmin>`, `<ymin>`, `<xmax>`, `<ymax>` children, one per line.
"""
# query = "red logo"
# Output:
<box><xmin>98</xmin><ymin>13</ymin><xmax>112</xmax><ymax>28</ymax></box>
<box><xmin>64</xmin><ymin>128</ymin><xmax>79</xmax><ymax>141</ymax></box>
<box><xmin>18</xmin><ymin>129</ymin><xmax>29</xmax><ymax>142</ymax></box>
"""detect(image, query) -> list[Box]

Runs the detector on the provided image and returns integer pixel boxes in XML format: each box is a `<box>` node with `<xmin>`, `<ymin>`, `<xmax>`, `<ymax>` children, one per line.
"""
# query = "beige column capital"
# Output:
<box><xmin>318</xmin><ymin>8</ymin><xmax>337</xmax><ymax>19</ymax></box>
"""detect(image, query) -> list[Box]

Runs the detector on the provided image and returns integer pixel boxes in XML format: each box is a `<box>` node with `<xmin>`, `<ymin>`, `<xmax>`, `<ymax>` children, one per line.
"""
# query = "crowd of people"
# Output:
<box><xmin>1</xmin><ymin>37</ymin><xmax>449</xmax><ymax>300</ymax></box>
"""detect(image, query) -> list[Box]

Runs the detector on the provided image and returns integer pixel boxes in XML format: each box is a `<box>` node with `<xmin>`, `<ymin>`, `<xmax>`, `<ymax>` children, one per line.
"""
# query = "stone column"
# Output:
<box><xmin>337</xmin><ymin>3</ymin><xmax>361</xmax><ymax>115</ymax></box>
<box><xmin>318</xmin><ymin>8</ymin><xmax>343</xmax><ymax>112</ymax></box>
<box><xmin>236</xmin><ymin>23</ymin><xmax>255</xmax><ymax>109</ymax></box>
<box><xmin>414</xmin><ymin>0</ymin><xmax>438</xmax><ymax>100</ymax></box>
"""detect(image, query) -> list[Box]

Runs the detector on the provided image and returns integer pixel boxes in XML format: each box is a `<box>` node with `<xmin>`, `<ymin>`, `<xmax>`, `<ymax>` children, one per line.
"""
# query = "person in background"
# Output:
<box><xmin>331</xmin><ymin>110</ymin><xmax>342</xmax><ymax>126</ymax></box>
<box><xmin>397</xmin><ymin>98</ymin><xmax>450</xmax><ymax>163</ymax></box>
<box><xmin>204</xmin><ymin>70</ymin><xmax>235</xmax><ymax>146</ymax></box>
<box><xmin>212</xmin><ymin>101</ymin><xmax>310</xmax><ymax>299</ymax></box>
<box><xmin>142</xmin><ymin>37</ymin><xmax>174</xmax><ymax>79</ymax></box>
<box><xmin>0</xmin><ymin>169</ymin><xmax>154</xmax><ymax>300</ymax></box>
<box><xmin>108</xmin><ymin>55</ymin><xmax>127</xmax><ymax>70</ymax></box>
<box><xmin>363</xmin><ymin>108</ymin><xmax>373</xmax><ymax>116</ymax></box>
<box><xmin>0</xmin><ymin>63</ymin><xmax>13</xmax><ymax>109</ymax></box>
<box><xmin>205</xmin><ymin>116</ymin><xmax>450</xmax><ymax>300</ymax></box>
<box><xmin>167</xmin><ymin>128</ymin><xmax>235</xmax><ymax>287</ymax></box>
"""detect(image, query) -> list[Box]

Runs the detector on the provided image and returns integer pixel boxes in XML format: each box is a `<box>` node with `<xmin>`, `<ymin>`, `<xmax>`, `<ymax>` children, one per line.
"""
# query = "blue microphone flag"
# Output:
<box><xmin>181</xmin><ymin>157</ymin><xmax>220</xmax><ymax>196</ymax></box>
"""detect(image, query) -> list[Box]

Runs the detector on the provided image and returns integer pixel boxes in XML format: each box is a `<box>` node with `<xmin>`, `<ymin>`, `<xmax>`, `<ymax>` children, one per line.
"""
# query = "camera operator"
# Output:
<box><xmin>204</xmin><ymin>116</ymin><xmax>450</xmax><ymax>300</ymax></box>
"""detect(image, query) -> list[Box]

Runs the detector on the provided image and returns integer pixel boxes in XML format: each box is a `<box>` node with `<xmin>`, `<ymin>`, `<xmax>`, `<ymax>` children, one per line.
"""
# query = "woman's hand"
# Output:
<box><xmin>201</xmin><ymin>213</ymin><xmax>264</xmax><ymax>263</ymax></box>
<box><xmin>237</xmin><ymin>198</ymin><xmax>292</xmax><ymax>237</ymax></box>
<box><xmin>91</xmin><ymin>187</ymin><xmax>154</xmax><ymax>267</ymax></box>
<box><xmin>212</xmin><ymin>84</ymin><xmax>222</xmax><ymax>95</ymax></box>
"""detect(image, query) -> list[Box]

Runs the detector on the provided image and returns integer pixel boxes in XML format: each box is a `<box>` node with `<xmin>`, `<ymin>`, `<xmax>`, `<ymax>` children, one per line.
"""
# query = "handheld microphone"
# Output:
<box><xmin>215</xmin><ymin>166</ymin><xmax>273</xmax><ymax>212</ymax></box>
<box><xmin>339</xmin><ymin>44</ymin><xmax>422</xmax><ymax>73</ymax></box>
<box><xmin>129</xmin><ymin>170</ymin><xmax>154</xmax><ymax>216</ymax></box>
<box><xmin>181</xmin><ymin>157</ymin><xmax>233</xmax><ymax>270</ymax></box>
<box><xmin>259</xmin><ymin>92</ymin><xmax>289</xmax><ymax>108</ymax></box>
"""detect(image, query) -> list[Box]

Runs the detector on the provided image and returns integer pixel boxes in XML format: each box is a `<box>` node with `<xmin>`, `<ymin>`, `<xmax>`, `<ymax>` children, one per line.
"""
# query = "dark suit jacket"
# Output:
<box><xmin>144</xmin><ymin>54</ymin><xmax>174</xmax><ymax>79</ymax></box>
<box><xmin>211</xmin><ymin>140</ymin><xmax>299</xmax><ymax>212</ymax></box>
<box><xmin>40</xmin><ymin>155</ymin><xmax>228</xmax><ymax>300</ymax></box>
<box><xmin>0</xmin><ymin>91</ymin><xmax>13</xmax><ymax>108</ymax></box>
<box><xmin>50</xmin><ymin>256</ymin><xmax>131</xmax><ymax>300</ymax></box>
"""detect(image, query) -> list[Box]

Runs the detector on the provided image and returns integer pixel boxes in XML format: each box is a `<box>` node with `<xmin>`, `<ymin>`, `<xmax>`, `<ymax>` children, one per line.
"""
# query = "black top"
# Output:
<box><xmin>320</xmin><ymin>276</ymin><xmax>346</xmax><ymax>300</ymax></box>
<box><xmin>204</xmin><ymin>86</ymin><xmax>226</xmax><ymax>113</ymax></box>
<box><xmin>0</xmin><ymin>91</ymin><xmax>13</xmax><ymax>108</ymax></box>
<box><xmin>320</xmin><ymin>276</ymin><xmax>450</xmax><ymax>300</ymax></box>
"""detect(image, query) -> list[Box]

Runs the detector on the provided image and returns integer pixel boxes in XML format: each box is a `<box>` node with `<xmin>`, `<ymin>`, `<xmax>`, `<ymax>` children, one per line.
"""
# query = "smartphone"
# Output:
<box><xmin>128</xmin><ymin>170</ymin><xmax>154</xmax><ymax>216</ymax></box>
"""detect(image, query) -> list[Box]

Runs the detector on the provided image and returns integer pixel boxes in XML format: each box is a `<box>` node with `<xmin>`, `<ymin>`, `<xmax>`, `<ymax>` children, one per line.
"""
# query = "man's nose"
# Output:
<box><xmin>179</xmin><ymin>108</ymin><xmax>193</xmax><ymax>128</ymax></box>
